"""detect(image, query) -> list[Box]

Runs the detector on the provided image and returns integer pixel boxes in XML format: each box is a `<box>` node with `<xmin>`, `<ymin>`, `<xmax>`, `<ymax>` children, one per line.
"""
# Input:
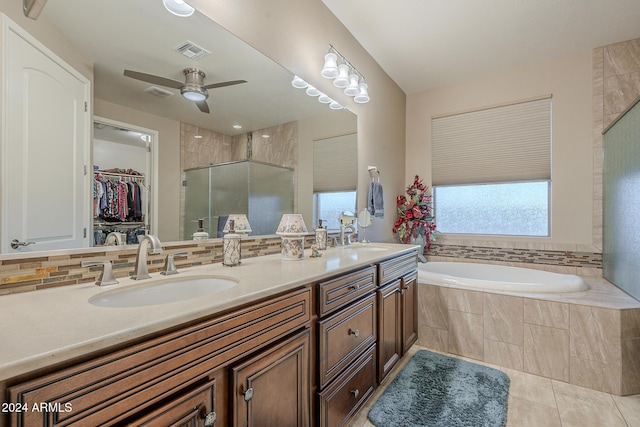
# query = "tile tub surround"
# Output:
<box><xmin>417</xmin><ymin>276</ymin><xmax>640</xmax><ymax>395</ymax></box>
<box><xmin>0</xmin><ymin>234</ymin><xmax>330</xmax><ymax>295</ymax></box>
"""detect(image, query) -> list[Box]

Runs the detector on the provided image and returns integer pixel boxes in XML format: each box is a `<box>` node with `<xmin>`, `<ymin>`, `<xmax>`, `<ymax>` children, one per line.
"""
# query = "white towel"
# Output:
<box><xmin>368</xmin><ymin>181</ymin><xmax>384</xmax><ymax>218</ymax></box>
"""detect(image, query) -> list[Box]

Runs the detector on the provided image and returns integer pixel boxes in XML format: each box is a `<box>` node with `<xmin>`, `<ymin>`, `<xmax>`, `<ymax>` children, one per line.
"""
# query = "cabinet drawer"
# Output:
<box><xmin>377</xmin><ymin>251</ymin><xmax>418</xmax><ymax>286</ymax></box>
<box><xmin>318</xmin><ymin>266</ymin><xmax>376</xmax><ymax>317</ymax></box>
<box><xmin>318</xmin><ymin>293</ymin><xmax>376</xmax><ymax>389</ymax></box>
<box><xmin>8</xmin><ymin>287</ymin><xmax>311</xmax><ymax>427</ymax></box>
<box><xmin>318</xmin><ymin>344</ymin><xmax>376</xmax><ymax>427</ymax></box>
<box><xmin>126</xmin><ymin>378</ymin><xmax>216</xmax><ymax>426</ymax></box>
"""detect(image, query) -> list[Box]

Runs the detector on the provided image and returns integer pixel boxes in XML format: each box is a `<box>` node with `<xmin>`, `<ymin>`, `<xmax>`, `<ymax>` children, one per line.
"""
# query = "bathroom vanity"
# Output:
<box><xmin>0</xmin><ymin>244</ymin><xmax>418</xmax><ymax>427</ymax></box>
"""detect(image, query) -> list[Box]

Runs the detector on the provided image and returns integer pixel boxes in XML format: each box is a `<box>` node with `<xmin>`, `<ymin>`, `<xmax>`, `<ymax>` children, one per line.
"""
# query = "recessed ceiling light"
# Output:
<box><xmin>262</xmin><ymin>134</ymin><xmax>270</xmax><ymax>138</ymax></box>
<box><xmin>162</xmin><ymin>0</ymin><xmax>195</xmax><ymax>17</ymax></box>
<box><xmin>233</xmin><ymin>125</ymin><xmax>242</xmax><ymax>129</ymax></box>
<box><xmin>194</xmin><ymin>135</ymin><xmax>203</xmax><ymax>139</ymax></box>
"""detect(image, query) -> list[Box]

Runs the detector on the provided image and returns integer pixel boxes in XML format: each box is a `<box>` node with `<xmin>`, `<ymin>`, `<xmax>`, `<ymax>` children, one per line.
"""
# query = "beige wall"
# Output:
<box><xmin>189</xmin><ymin>0</ymin><xmax>407</xmax><ymax>242</ymax></box>
<box><xmin>94</xmin><ymin>99</ymin><xmax>182</xmax><ymax>241</ymax></box>
<box><xmin>407</xmin><ymin>50</ymin><xmax>594</xmax><ymax>247</ymax></box>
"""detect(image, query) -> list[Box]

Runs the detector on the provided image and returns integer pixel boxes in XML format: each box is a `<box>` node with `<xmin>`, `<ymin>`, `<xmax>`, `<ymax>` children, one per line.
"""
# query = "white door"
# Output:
<box><xmin>1</xmin><ymin>16</ymin><xmax>90</xmax><ymax>253</ymax></box>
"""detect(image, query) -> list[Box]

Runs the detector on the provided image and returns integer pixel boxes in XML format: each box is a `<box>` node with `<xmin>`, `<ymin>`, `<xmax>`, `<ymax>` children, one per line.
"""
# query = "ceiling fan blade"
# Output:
<box><xmin>202</xmin><ymin>79</ymin><xmax>247</xmax><ymax>90</ymax></box>
<box><xmin>123</xmin><ymin>70</ymin><xmax>184</xmax><ymax>89</ymax></box>
<box><xmin>195</xmin><ymin>100</ymin><xmax>210</xmax><ymax>113</ymax></box>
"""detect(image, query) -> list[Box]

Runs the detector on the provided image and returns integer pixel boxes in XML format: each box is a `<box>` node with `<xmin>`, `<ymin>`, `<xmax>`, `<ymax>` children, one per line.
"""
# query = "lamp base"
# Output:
<box><xmin>280</xmin><ymin>236</ymin><xmax>305</xmax><ymax>260</ymax></box>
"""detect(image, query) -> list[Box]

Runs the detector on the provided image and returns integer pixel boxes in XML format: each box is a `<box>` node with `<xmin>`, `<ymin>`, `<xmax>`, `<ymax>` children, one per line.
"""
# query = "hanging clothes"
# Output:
<box><xmin>93</xmin><ymin>172</ymin><xmax>145</xmax><ymax>222</ymax></box>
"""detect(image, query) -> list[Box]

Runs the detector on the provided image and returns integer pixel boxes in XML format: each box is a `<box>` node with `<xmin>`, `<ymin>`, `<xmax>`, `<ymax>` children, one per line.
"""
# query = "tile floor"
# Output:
<box><xmin>347</xmin><ymin>345</ymin><xmax>640</xmax><ymax>427</ymax></box>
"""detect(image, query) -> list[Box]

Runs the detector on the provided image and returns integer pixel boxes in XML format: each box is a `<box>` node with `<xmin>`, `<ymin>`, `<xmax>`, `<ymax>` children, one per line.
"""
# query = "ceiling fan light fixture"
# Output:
<box><xmin>162</xmin><ymin>0</ymin><xmax>195</xmax><ymax>17</ymax></box>
<box><xmin>181</xmin><ymin>87</ymin><xmax>207</xmax><ymax>101</ymax></box>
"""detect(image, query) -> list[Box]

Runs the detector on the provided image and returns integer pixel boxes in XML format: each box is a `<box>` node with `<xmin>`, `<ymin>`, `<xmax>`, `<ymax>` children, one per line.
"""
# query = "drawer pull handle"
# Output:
<box><xmin>348</xmin><ymin>328</ymin><xmax>360</xmax><ymax>337</ymax></box>
<box><xmin>348</xmin><ymin>284</ymin><xmax>360</xmax><ymax>292</ymax></box>
<box><xmin>350</xmin><ymin>389</ymin><xmax>360</xmax><ymax>398</ymax></box>
<box><xmin>204</xmin><ymin>411</ymin><xmax>217</xmax><ymax>427</ymax></box>
<box><xmin>242</xmin><ymin>387</ymin><xmax>254</xmax><ymax>402</ymax></box>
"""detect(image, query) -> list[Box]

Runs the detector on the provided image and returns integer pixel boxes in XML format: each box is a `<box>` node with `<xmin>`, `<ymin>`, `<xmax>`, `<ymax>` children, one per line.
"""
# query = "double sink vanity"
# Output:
<box><xmin>0</xmin><ymin>242</ymin><xmax>418</xmax><ymax>427</ymax></box>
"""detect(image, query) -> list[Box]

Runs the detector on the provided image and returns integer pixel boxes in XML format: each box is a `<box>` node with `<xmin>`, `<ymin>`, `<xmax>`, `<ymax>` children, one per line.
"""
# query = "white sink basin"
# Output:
<box><xmin>89</xmin><ymin>276</ymin><xmax>238</xmax><ymax>308</ymax></box>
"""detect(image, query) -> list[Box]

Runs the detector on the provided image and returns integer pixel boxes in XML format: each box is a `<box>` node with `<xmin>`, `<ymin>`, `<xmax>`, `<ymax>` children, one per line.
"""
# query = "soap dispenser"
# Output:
<box><xmin>223</xmin><ymin>219</ymin><xmax>241</xmax><ymax>266</ymax></box>
<box><xmin>191</xmin><ymin>218</ymin><xmax>209</xmax><ymax>240</ymax></box>
<box><xmin>315</xmin><ymin>219</ymin><xmax>327</xmax><ymax>250</ymax></box>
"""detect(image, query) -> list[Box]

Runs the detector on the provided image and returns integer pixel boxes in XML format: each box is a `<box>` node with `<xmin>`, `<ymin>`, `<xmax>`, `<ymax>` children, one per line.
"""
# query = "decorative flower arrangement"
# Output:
<box><xmin>392</xmin><ymin>175</ymin><xmax>436</xmax><ymax>249</ymax></box>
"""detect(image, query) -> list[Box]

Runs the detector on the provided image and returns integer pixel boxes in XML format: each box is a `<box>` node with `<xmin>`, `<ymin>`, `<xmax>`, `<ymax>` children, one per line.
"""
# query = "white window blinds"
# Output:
<box><xmin>313</xmin><ymin>133</ymin><xmax>357</xmax><ymax>192</ymax></box>
<box><xmin>431</xmin><ymin>96</ymin><xmax>551</xmax><ymax>186</ymax></box>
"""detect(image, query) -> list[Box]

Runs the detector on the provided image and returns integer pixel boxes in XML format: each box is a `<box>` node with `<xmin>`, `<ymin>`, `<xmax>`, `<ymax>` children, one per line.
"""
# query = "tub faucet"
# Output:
<box><xmin>340</xmin><ymin>224</ymin><xmax>356</xmax><ymax>246</ymax></box>
<box><xmin>131</xmin><ymin>234</ymin><xmax>163</xmax><ymax>280</ymax></box>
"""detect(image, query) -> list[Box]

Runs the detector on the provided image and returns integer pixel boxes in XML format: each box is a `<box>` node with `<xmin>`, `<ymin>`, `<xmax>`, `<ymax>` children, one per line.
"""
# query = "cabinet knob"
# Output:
<box><xmin>203</xmin><ymin>411</ymin><xmax>217</xmax><ymax>427</ymax></box>
<box><xmin>350</xmin><ymin>389</ymin><xmax>360</xmax><ymax>398</ymax></box>
<box><xmin>348</xmin><ymin>328</ymin><xmax>360</xmax><ymax>337</ymax></box>
<box><xmin>242</xmin><ymin>387</ymin><xmax>254</xmax><ymax>402</ymax></box>
<box><xmin>348</xmin><ymin>284</ymin><xmax>360</xmax><ymax>292</ymax></box>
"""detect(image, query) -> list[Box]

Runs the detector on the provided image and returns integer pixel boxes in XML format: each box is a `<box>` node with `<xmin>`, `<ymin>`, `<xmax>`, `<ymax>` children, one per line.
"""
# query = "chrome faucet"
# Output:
<box><xmin>82</xmin><ymin>260</ymin><xmax>118</xmax><ymax>286</ymax></box>
<box><xmin>340</xmin><ymin>224</ymin><xmax>356</xmax><ymax>246</ymax></box>
<box><xmin>131</xmin><ymin>234</ymin><xmax>163</xmax><ymax>280</ymax></box>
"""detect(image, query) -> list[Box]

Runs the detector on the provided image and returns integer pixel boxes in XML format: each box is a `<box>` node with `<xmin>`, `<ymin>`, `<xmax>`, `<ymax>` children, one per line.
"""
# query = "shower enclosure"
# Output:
<box><xmin>603</xmin><ymin>96</ymin><xmax>640</xmax><ymax>301</ymax></box>
<box><xmin>183</xmin><ymin>160</ymin><xmax>294</xmax><ymax>238</ymax></box>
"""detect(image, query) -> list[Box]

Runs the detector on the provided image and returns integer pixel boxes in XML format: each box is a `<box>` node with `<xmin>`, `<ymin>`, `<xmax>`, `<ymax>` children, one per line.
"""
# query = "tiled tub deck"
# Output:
<box><xmin>417</xmin><ymin>275</ymin><xmax>640</xmax><ymax>395</ymax></box>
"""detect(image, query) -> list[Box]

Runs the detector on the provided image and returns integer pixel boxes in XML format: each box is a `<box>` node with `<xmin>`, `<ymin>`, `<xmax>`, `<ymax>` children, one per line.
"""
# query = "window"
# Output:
<box><xmin>434</xmin><ymin>182</ymin><xmax>549</xmax><ymax>236</ymax></box>
<box><xmin>431</xmin><ymin>96</ymin><xmax>551</xmax><ymax>236</ymax></box>
<box><xmin>313</xmin><ymin>191</ymin><xmax>357</xmax><ymax>230</ymax></box>
<box><xmin>313</xmin><ymin>133</ymin><xmax>357</xmax><ymax>229</ymax></box>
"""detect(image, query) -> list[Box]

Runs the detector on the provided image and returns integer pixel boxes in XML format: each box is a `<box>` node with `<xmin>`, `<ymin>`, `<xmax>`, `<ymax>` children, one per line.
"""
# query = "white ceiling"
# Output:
<box><xmin>322</xmin><ymin>0</ymin><xmax>640</xmax><ymax>94</ymax></box>
<box><xmin>41</xmin><ymin>0</ymin><xmax>339</xmax><ymax>136</ymax></box>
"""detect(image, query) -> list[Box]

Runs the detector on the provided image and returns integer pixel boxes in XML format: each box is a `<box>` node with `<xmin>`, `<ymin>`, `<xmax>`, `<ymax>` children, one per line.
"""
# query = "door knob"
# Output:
<box><xmin>11</xmin><ymin>239</ymin><xmax>35</xmax><ymax>249</ymax></box>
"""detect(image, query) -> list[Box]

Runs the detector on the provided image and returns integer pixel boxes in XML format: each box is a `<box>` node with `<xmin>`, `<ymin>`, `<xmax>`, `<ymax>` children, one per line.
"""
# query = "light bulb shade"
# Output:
<box><xmin>333</xmin><ymin>64</ymin><xmax>350</xmax><ymax>88</ymax></box>
<box><xmin>291</xmin><ymin>75</ymin><xmax>308</xmax><ymax>89</ymax></box>
<box><xmin>344</xmin><ymin>74</ymin><xmax>360</xmax><ymax>96</ymax></box>
<box><xmin>276</xmin><ymin>214</ymin><xmax>308</xmax><ymax>235</ymax></box>
<box><xmin>181</xmin><ymin>87</ymin><xmax>207</xmax><ymax>101</ymax></box>
<box><xmin>305</xmin><ymin>85</ymin><xmax>321</xmax><ymax>97</ymax></box>
<box><xmin>162</xmin><ymin>0</ymin><xmax>195</xmax><ymax>17</ymax></box>
<box><xmin>321</xmin><ymin>52</ymin><xmax>339</xmax><ymax>78</ymax></box>
<box><xmin>353</xmin><ymin>82</ymin><xmax>370</xmax><ymax>103</ymax></box>
<box><xmin>318</xmin><ymin>93</ymin><xmax>332</xmax><ymax>104</ymax></box>
<box><xmin>223</xmin><ymin>214</ymin><xmax>252</xmax><ymax>234</ymax></box>
<box><xmin>329</xmin><ymin>101</ymin><xmax>344</xmax><ymax>110</ymax></box>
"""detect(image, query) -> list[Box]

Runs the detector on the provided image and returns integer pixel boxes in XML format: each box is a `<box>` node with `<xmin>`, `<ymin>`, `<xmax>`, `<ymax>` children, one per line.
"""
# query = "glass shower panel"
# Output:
<box><xmin>248</xmin><ymin>162</ymin><xmax>294</xmax><ymax>235</ymax></box>
<box><xmin>184</xmin><ymin>167</ymin><xmax>211</xmax><ymax>239</ymax></box>
<box><xmin>209</xmin><ymin>162</ymin><xmax>250</xmax><ymax>237</ymax></box>
<box><xmin>603</xmin><ymin>98</ymin><xmax>640</xmax><ymax>301</ymax></box>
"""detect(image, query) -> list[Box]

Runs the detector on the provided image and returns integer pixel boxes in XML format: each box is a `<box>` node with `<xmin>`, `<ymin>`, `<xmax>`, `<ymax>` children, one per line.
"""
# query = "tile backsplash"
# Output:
<box><xmin>0</xmin><ymin>234</ymin><xmax>321</xmax><ymax>296</ymax></box>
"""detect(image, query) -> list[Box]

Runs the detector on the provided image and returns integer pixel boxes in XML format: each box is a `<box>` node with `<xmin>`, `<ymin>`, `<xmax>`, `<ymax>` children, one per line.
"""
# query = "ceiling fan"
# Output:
<box><xmin>123</xmin><ymin>67</ymin><xmax>246</xmax><ymax>113</ymax></box>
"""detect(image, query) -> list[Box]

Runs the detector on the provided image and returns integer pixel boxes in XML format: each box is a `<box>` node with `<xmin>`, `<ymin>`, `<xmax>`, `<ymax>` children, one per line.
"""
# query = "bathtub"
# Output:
<box><xmin>417</xmin><ymin>262</ymin><xmax>587</xmax><ymax>293</ymax></box>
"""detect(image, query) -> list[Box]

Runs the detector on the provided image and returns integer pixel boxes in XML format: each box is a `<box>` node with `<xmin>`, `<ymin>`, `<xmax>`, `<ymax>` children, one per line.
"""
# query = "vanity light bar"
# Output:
<box><xmin>290</xmin><ymin>75</ymin><xmax>345</xmax><ymax>111</ymax></box>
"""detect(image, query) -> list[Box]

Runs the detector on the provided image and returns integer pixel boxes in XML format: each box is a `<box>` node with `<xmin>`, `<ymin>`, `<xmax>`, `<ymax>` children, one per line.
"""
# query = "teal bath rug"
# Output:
<box><xmin>368</xmin><ymin>350</ymin><xmax>510</xmax><ymax>427</ymax></box>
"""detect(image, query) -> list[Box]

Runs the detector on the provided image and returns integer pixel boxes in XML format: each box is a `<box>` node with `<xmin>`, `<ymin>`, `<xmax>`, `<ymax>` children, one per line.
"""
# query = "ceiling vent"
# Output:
<box><xmin>144</xmin><ymin>86</ymin><xmax>174</xmax><ymax>98</ymax></box>
<box><xmin>173</xmin><ymin>40</ymin><xmax>211</xmax><ymax>60</ymax></box>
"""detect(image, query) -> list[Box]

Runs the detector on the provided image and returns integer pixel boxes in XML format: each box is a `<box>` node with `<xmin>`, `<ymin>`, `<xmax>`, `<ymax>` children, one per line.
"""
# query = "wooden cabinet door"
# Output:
<box><xmin>231</xmin><ymin>330</ymin><xmax>310</xmax><ymax>427</ymax></box>
<box><xmin>376</xmin><ymin>280</ymin><xmax>402</xmax><ymax>383</ymax></box>
<box><xmin>401</xmin><ymin>273</ymin><xmax>419</xmax><ymax>354</ymax></box>
<box><xmin>126</xmin><ymin>378</ymin><xmax>217</xmax><ymax>427</ymax></box>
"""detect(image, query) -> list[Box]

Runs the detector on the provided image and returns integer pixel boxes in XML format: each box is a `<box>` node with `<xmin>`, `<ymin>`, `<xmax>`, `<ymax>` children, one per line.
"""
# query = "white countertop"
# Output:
<box><xmin>0</xmin><ymin>243</ymin><xmax>414</xmax><ymax>381</ymax></box>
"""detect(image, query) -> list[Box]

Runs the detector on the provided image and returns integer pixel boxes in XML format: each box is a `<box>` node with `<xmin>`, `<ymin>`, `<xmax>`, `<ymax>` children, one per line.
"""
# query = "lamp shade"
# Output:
<box><xmin>329</xmin><ymin>100</ymin><xmax>344</xmax><ymax>110</ymax></box>
<box><xmin>291</xmin><ymin>75</ymin><xmax>308</xmax><ymax>89</ymax></box>
<box><xmin>353</xmin><ymin>82</ymin><xmax>370</xmax><ymax>103</ymax></box>
<box><xmin>333</xmin><ymin>64</ymin><xmax>350</xmax><ymax>88</ymax></box>
<box><xmin>223</xmin><ymin>214</ymin><xmax>251</xmax><ymax>234</ymax></box>
<box><xmin>321</xmin><ymin>52</ymin><xmax>339</xmax><ymax>78</ymax></box>
<box><xmin>318</xmin><ymin>93</ymin><xmax>332</xmax><ymax>104</ymax></box>
<box><xmin>276</xmin><ymin>214</ymin><xmax>308</xmax><ymax>235</ymax></box>
<box><xmin>162</xmin><ymin>0</ymin><xmax>195</xmax><ymax>17</ymax></box>
<box><xmin>305</xmin><ymin>85</ymin><xmax>321</xmax><ymax>97</ymax></box>
<box><xmin>344</xmin><ymin>73</ymin><xmax>360</xmax><ymax>96</ymax></box>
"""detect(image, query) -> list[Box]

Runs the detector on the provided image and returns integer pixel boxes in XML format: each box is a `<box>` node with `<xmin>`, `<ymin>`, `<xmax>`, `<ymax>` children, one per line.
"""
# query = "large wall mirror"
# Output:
<box><xmin>26</xmin><ymin>0</ymin><xmax>357</xmax><ymax>251</ymax></box>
